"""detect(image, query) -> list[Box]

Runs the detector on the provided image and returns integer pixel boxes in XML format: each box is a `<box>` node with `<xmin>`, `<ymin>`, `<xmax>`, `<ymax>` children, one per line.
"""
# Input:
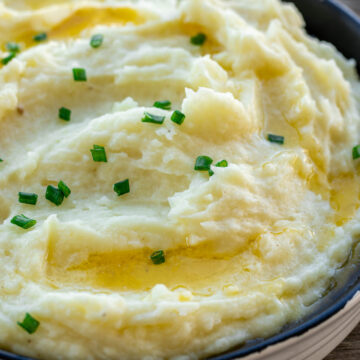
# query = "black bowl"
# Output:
<box><xmin>1</xmin><ymin>1</ymin><xmax>360</xmax><ymax>360</ymax></box>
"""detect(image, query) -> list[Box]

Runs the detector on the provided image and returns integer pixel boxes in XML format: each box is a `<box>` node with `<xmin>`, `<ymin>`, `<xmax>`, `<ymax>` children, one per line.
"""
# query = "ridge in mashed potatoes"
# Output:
<box><xmin>0</xmin><ymin>0</ymin><xmax>359</xmax><ymax>359</ymax></box>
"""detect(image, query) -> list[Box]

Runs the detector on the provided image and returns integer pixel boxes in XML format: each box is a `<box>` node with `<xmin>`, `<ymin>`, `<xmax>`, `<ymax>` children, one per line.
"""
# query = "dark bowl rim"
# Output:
<box><xmin>210</xmin><ymin>281</ymin><xmax>360</xmax><ymax>360</ymax></box>
<box><xmin>1</xmin><ymin>1</ymin><xmax>360</xmax><ymax>360</ymax></box>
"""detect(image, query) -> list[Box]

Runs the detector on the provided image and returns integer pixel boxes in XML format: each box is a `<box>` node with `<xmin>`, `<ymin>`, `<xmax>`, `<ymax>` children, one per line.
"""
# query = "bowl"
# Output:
<box><xmin>1</xmin><ymin>1</ymin><xmax>359</xmax><ymax>360</ymax></box>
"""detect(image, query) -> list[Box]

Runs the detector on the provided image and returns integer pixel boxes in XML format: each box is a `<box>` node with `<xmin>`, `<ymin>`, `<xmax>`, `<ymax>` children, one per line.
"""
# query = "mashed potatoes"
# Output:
<box><xmin>0</xmin><ymin>0</ymin><xmax>359</xmax><ymax>359</ymax></box>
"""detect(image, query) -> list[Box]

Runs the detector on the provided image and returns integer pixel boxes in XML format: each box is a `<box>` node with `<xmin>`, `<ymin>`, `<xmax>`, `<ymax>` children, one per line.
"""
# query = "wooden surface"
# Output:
<box><xmin>323</xmin><ymin>2</ymin><xmax>360</xmax><ymax>360</ymax></box>
<box><xmin>339</xmin><ymin>0</ymin><xmax>360</xmax><ymax>14</ymax></box>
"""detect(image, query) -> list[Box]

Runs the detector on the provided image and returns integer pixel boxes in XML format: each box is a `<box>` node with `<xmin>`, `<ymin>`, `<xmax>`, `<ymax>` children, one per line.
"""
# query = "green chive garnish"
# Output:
<box><xmin>352</xmin><ymin>145</ymin><xmax>360</xmax><ymax>160</ymax></box>
<box><xmin>141</xmin><ymin>112</ymin><xmax>165</xmax><ymax>125</ymax></box>
<box><xmin>33</xmin><ymin>32</ymin><xmax>47</xmax><ymax>42</ymax></box>
<box><xmin>209</xmin><ymin>160</ymin><xmax>228</xmax><ymax>177</ymax></box>
<box><xmin>171</xmin><ymin>110</ymin><xmax>185</xmax><ymax>125</ymax></box>
<box><xmin>2</xmin><ymin>52</ymin><xmax>16</xmax><ymax>65</ymax></box>
<box><xmin>18</xmin><ymin>192</ymin><xmax>38</xmax><ymax>205</ymax></box>
<box><xmin>0</xmin><ymin>158</ymin><xmax>3</xmax><ymax>162</ymax></box>
<box><xmin>195</xmin><ymin>156</ymin><xmax>213</xmax><ymax>171</ymax></box>
<box><xmin>11</xmin><ymin>214</ymin><xmax>36</xmax><ymax>229</ymax></box>
<box><xmin>58</xmin><ymin>107</ymin><xmax>71</xmax><ymax>121</ymax></box>
<box><xmin>45</xmin><ymin>185</ymin><xmax>64</xmax><ymax>206</ymax></box>
<box><xmin>58</xmin><ymin>180</ymin><xmax>71</xmax><ymax>198</ymax></box>
<box><xmin>267</xmin><ymin>134</ymin><xmax>284</xmax><ymax>145</ymax></box>
<box><xmin>90</xmin><ymin>144</ymin><xmax>107</xmax><ymax>162</ymax></box>
<box><xmin>90</xmin><ymin>34</ymin><xmax>103</xmax><ymax>48</ymax></box>
<box><xmin>17</xmin><ymin>313</ymin><xmax>40</xmax><ymax>334</ymax></box>
<box><xmin>153</xmin><ymin>100</ymin><xmax>171</xmax><ymax>110</ymax></box>
<box><xmin>190</xmin><ymin>33</ymin><xmax>206</xmax><ymax>46</ymax></box>
<box><xmin>6</xmin><ymin>42</ymin><xmax>20</xmax><ymax>53</ymax></box>
<box><xmin>72</xmin><ymin>68</ymin><xmax>87</xmax><ymax>82</ymax></box>
<box><xmin>215</xmin><ymin>160</ymin><xmax>228</xmax><ymax>167</ymax></box>
<box><xmin>114</xmin><ymin>179</ymin><xmax>130</xmax><ymax>196</ymax></box>
<box><xmin>150</xmin><ymin>250</ymin><xmax>165</xmax><ymax>265</ymax></box>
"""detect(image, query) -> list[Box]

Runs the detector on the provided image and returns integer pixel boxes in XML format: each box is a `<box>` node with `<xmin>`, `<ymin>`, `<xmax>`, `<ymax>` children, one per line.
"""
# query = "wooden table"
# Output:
<box><xmin>339</xmin><ymin>0</ymin><xmax>360</xmax><ymax>14</ymax></box>
<box><xmin>324</xmin><ymin>3</ymin><xmax>360</xmax><ymax>360</ymax></box>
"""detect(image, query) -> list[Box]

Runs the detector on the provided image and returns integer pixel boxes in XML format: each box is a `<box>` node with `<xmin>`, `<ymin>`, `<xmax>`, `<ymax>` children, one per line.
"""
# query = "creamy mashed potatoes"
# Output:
<box><xmin>0</xmin><ymin>0</ymin><xmax>360</xmax><ymax>359</ymax></box>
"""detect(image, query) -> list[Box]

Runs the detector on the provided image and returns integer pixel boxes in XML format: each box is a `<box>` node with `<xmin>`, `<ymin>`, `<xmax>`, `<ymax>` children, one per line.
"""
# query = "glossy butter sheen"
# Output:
<box><xmin>0</xmin><ymin>0</ymin><xmax>359</xmax><ymax>359</ymax></box>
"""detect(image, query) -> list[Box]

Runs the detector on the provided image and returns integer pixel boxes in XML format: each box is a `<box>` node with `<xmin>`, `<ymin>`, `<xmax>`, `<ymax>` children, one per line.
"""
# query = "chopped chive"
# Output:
<box><xmin>267</xmin><ymin>134</ymin><xmax>284</xmax><ymax>145</ymax></box>
<box><xmin>18</xmin><ymin>192</ymin><xmax>38</xmax><ymax>205</ymax></box>
<box><xmin>58</xmin><ymin>180</ymin><xmax>71</xmax><ymax>198</ymax></box>
<box><xmin>6</xmin><ymin>42</ymin><xmax>20</xmax><ymax>53</ymax></box>
<box><xmin>90</xmin><ymin>144</ymin><xmax>107</xmax><ymax>162</ymax></box>
<box><xmin>153</xmin><ymin>100</ymin><xmax>171</xmax><ymax>110</ymax></box>
<box><xmin>208</xmin><ymin>169</ymin><xmax>214</xmax><ymax>176</ymax></box>
<box><xmin>190</xmin><ymin>33</ymin><xmax>207</xmax><ymax>46</ymax></box>
<box><xmin>17</xmin><ymin>313</ymin><xmax>40</xmax><ymax>334</ymax></box>
<box><xmin>11</xmin><ymin>214</ymin><xmax>36</xmax><ymax>229</ymax></box>
<box><xmin>171</xmin><ymin>110</ymin><xmax>185</xmax><ymax>125</ymax></box>
<box><xmin>114</xmin><ymin>179</ymin><xmax>130</xmax><ymax>196</ymax></box>
<box><xmin>45</xmin><ymin>185</ymin><xmax>64</xmax><ymax>206</ymax></box>
<box><xmin>195</xmin><ymin>156</ymin><xmax>213</xmax><ymax>171</ymax></box>
<box><xmin>2</xmin><ymin>52</ymin><xmax>16</xmax><ymax>65</ymax></box>
<box><xmin>90</xmin><ymin>34</ymin><xmax>103</xmax><ymax>48</ymax></box>
<box><xmin>72</xmin><ymin>68</ymin><xmax>87</xmax><ymax>82</ymax></box>
<box><xmin>352</xmin><ymin>145</ymin><xmax>360</xmax><ymax>160</ymax></box>
<box><xmin>58</xmin><ymin>107</ymin><xmax>71</xmax><ymax>121</ymax></box>
<box><xmin>33</xmin><ymin>32</ymin><xmax>47</xmax><ymax>42</ymax></box>
<box><xmin>0</xmin><ymin>158</ymin><xmax>3</xmax><ymax>162</ymax></box>
<box><xmin>215</xmin><ymin>160</ymin><xmax>228</xmax><ymax>168</ymax></box>
<box><xmin>150</xmin><ymin>250</ymin><xmax>165</xmax><ymax>265</ymax></box>
<box><xmin>141</xmin><ymin>112</ymin><xmax>165</xmax><ymax>125</ymax></box>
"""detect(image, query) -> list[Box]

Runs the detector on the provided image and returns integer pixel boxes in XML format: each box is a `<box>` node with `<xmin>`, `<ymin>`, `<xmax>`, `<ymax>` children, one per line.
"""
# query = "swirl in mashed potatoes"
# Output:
<box><xmin>0</xmin><ymin>0</ymin><xmax>360</xmax><ymax>359</ymax></box>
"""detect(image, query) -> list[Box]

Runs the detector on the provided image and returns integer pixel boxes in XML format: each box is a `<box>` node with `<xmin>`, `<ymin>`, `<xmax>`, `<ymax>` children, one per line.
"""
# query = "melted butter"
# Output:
<box><xmin>330</xmin><ymin>173</ymin><xmax>360</xmax><ymax>225</ymax></box>
<box><xmin>1</xmin><ymin>6</ymin><xmax>145</xmax><ymax>53</ymax></box>
<box><xmin>49</xmin><ymin>7</ymin><xmax>144</xmax><ymax>39</ymax></box>
<box><xmin>46</xmin><ymin>244</ymin><xmax>248</xmax><ymax>292</ymax></box>
<box><xmin>307</xmin><ymin>169</ymin><xmax>330</xmax><ymax>201</ymax></box>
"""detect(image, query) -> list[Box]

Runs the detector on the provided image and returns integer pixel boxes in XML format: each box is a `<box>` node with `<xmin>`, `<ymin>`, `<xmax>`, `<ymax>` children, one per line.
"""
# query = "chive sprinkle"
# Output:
<box><xmin>153</xmin><ymin>100</ymin><xmax>171</xmax><ymax>110</ymax></box>
<box><xmin>209</xmin><ymin>160</ymin><xmax>228</xmax><ymax>177</ymax></box>
<box><xmin>90</xmin><ymin>34</ymin><xmax>103</xmax><ymax>48</ymax></box>
<box><xmin>171</xmin><ymin>110</ymin><xmax>185</xmax><ymax>125</ymax></box>
<box><xmin>267</xmin><ymin>134</ymin><xmax>285</xmax><ymax>145</ymax></box>
<box><xmin>0</xmin><ymin>158</ymin><xmax>3</xmax><ymax>162</ymax></box>
<box><xmin>141</xmin><ymin>112</ymin><xmax>165</xmax><ymax>125</ymax></box>
<box><xmin>58</xmin><ymin>180</ymin><xmax>71</xmax><ymax>198</ymax></box>
<box><xmin>6</xmin><ymin>42</ymin><xmax>20</xmax><ymax>53</ymax></box>
<box><xmin>11</xmin><ymin>214</ymin><xmax>36</xmax><ymax>229</ymax></box>
<box><xmin>114</xmin><ymin>179</ymin><xmax>130</xmax><ymax>196</ymax></box>
<box><xmin>45</xmin><ymin>185</ymin><xmax>64</xmax><ymax>206</ymax></box>
<box><xmin>195</xmin><ymin>156</ymin><xmax>213</xmax><ymax>171</ymax></box>
<box><xmin>2</xmin><ymin>52</ymin><xmax>16</xmax><ymax>65</ymax></box>
<box><xmin>17</xmin><ymin>313</ymin><xmax>40</xmax><ymax>334</ymax></box>
<box><xmin>190</xmin><ymin>33</ymin><xmax>207</xmax><ymax>46</ymax></box>
<box><xmin>91</xmin><ymin>144</ymin><xmax>107</xmax><ymax>162</ymax></box>
<box><xmin>33</xmin><ymin>32</ymin><xmax>47</xmax><ymax>42</ymax></box>
<box><xmin>72</xmin><ymin>68</ymin><xmax>87</xmax><ymax>82</ymax></box>
<box><xmin>58</xmin><ymin>107</ymin><xmax>71</xmax><ymax>121</ymax></box>
<box><xmin>150</xmin><ymin>250</ymin><xmax>165</xmax><ymax>265</ymax></box>
<box><xmin>18</xmin><ymin>192</ymin><xmax>38</xmax><ymax>205</ymax></box>
<box><xmin>352</xmin><ymin>145</ymin><xmax>360</xmax><ymax>160</ymax></box>
<box><xmin>215</xmin><ymin>160</ymin><xmax>228</xmax><ymax>167</ymax></box>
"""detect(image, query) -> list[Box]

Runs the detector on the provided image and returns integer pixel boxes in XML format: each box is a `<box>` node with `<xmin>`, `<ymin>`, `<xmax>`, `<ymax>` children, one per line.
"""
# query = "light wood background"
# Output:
<box><xmin>324</xmin><ymin>1</ymin><xmax>359</xmax><ymax>359</ymax></box>
<box><xmin>340</xmin><ymin>0</ymin><xmax>360</xmax><ymax>14</ymax></box>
